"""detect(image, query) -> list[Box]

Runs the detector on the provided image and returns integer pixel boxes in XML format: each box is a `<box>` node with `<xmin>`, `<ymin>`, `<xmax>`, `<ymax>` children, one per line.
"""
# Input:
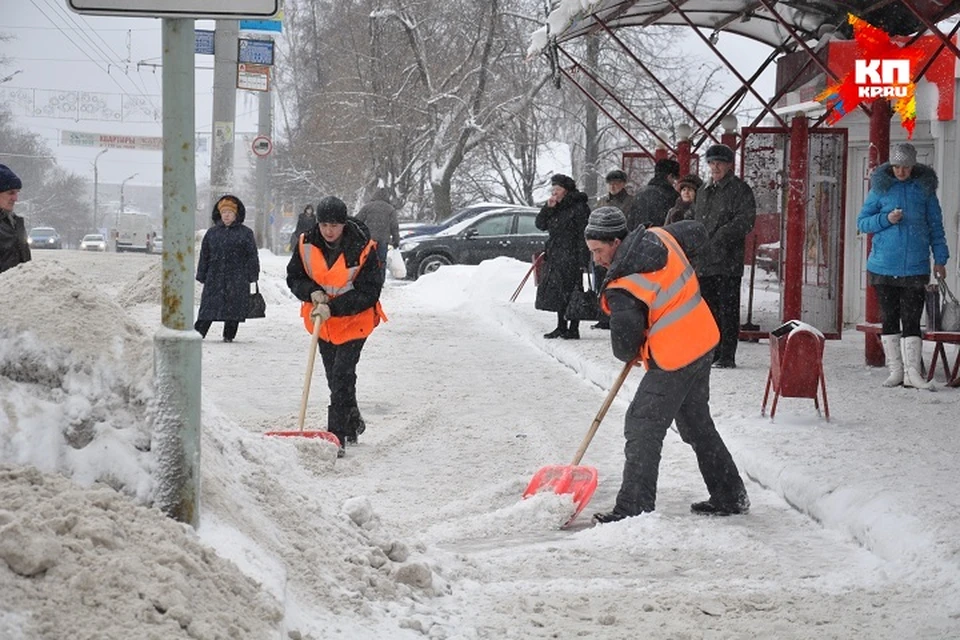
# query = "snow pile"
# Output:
<box><xmin>0</xmin><ymin>465</ymin><xmax>283</xmax><ymax>640</ymax></box>
<box><xmin>0</xmin><ymin>261</ymin><xmax>155</xmax><ymax>502</ymax></box>
<box><xmin>116</xmin><ymin>260</ymin><xmax>203</xmax><ymax>307</ymax></box>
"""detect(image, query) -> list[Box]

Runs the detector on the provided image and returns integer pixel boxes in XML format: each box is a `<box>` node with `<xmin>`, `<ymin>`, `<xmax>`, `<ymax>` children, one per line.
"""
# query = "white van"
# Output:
<box><xmin>116</xmin><ymin>213</ymin><xmax>154</xmax><ymax>253</ymax></box>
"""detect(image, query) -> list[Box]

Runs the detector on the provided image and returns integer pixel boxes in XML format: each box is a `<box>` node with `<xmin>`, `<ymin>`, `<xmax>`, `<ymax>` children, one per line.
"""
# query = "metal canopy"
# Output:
<box><xmin>544</xmin><ymin>1</ymin><xmax>960</xmax><ymax>52</ymax></box>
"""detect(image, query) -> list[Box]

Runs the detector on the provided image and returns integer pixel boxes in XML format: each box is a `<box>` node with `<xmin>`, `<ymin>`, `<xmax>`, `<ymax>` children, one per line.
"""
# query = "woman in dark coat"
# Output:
<box><xmin>535</xmin><ymin>174</ymin><xmax>591</xmax><ymax>339</ymax></box>
<box><xmin>290</xmin><ymin>204</ymin><xmax>315</xmax><ymax>253</ymax></box>
<box><xmin>195</xmin><ymin>194</ymin><xmax>261</xmax><ymax>342</ymax></box>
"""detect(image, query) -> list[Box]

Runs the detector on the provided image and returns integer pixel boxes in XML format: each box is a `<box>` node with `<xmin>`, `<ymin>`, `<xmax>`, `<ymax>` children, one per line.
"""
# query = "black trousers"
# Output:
<box><xmin>318</xmin><ymin>336</ymin><xmax>365</xmax><ymax>414</ymax></box>
<box><xmin>615</xmin><ymin>352</ymin><xmax>746</xmax><ymax>515</ymax></box>
<box><xmin>194</xmin><ymin>319</ymin><xmax>239</xmax><ymax>341</ymax></box>
<box><xmin>698</xmin><ymin>274</ymin><xmax>742</xmax><ymax>363</ymax></box>
<box><xmin>874</xmin><ymin>284</ymin><xmax>925</xmax><ymax>337</ymax></box>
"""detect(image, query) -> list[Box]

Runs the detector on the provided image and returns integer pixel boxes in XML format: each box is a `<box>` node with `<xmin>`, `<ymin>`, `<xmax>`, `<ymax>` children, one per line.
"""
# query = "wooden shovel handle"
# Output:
<box><xmin>570</xmin><ymin>360</ymin><xmax>634</xmax><ymax>466</ymax></box>
<box><xmin>296</xmin><ymin>314</ymin><xmax>324</xmax><ymax>432</ymax></box>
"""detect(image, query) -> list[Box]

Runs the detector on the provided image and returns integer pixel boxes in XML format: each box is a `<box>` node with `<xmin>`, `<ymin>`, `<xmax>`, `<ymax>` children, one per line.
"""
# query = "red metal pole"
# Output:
<box><xmin>655</xmin><ymin>145</ymin><xmax>668</xmax><ymax>161</ymax></box>
<box><xmin>864</xmin><ymin>100</ymin><xmax>891</xmax><ymax>366</ymax></box>
<box><xmin>783</xmin><ymin>115</ymin><xmax>808</xmax><ymax>322</ymax></box>
<box><xmin>677</xmin><ymin>138</ymin><xmax>691</xmax><ymax>176</ymax></box>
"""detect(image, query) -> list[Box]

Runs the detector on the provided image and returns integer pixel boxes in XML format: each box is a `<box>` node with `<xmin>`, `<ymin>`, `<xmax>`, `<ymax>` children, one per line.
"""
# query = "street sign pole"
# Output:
<box><xmin>255</xmin><ymin>63</ymin><xmax>272</xmax><ymax>248</ymax></box>
<box><xmin>155</xmin><ymin>17</ymin><xmax>202</xmax><ymax>529</ymax></box>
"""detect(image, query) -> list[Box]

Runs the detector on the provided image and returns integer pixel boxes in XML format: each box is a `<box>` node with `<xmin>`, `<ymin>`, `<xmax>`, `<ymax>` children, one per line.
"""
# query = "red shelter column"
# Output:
<box><xmin>676</xmin><ymin>123</ymin><xmax>692</xmax><ymax>176</ymax></box>
<box><xmin>783</xmin><ymin>115</ymin><xmax>808</xmax><ymax>322</ymax></box>
<box><xmin>864</xmin><ymin>100</ymin><xmax>891</xmax><ymax>366</ymax></box>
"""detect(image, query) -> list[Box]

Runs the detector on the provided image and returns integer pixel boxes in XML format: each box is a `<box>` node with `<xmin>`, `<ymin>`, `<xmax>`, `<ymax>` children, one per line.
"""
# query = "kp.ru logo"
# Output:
<box><xmin>816</xmin><ymin>14</ymin><xmax>929</xmax><ymax>137</ymax></box>
<box><xmin>854</xmin><ymin>59</ymin><xmax>910</xmax><ymax>98</ymax></box>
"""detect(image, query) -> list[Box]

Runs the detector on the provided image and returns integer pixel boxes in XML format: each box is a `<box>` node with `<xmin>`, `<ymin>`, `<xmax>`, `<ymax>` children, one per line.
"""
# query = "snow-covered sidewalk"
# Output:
<box><xmin>2</xmin><ymin>250</ymin><xmax>960</xmax><ymax>639</ymax></box>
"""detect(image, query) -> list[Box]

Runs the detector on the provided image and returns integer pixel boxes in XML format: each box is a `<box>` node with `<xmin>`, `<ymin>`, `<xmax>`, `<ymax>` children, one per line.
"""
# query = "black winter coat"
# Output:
<box><xmin>631</xmin><ymin>175</ymin><xmax>678</xmax><ymax>229</ymax></box>
<box><xmin>691</xmin><ymin>172</ymin><xmax>757</xmax><ymax>277</ymax></box>
<box><xmin>286</xmin><ymin>217</ymin><xmax>383</xmax><ymax>319</ymax></box>
<box><xmin>0</xmin><ymin>210</ymin><xmax>31</xmax><ymax>274</ymax></box>
<box><xmin>535</xmin><ymin>190</ymin><xmax>591</xmax><ymax>314</ymax></box>
<box><xmin>196</xmin><ymin>197</ymin><xmax>260</xmax><ymax>321</ymax></box>
<box><xmin>290</xmin><ymin>211</ymin><xmax>316</xmax><ymax>252</ymax></box>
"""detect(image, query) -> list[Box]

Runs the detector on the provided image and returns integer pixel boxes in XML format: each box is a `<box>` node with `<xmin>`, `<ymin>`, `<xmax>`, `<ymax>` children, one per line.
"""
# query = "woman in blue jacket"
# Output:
<box><xmin>857</xmin><ymin>143</ymin><xmax>949</xmax><ymax>390</ymax></box>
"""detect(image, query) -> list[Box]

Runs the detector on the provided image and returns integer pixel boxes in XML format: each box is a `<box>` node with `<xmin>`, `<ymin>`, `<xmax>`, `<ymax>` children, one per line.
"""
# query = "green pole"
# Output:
<box><xmin>154</xmin><ymin>17</ymin><xmax>202</xmax><ymax>528</ymax></box>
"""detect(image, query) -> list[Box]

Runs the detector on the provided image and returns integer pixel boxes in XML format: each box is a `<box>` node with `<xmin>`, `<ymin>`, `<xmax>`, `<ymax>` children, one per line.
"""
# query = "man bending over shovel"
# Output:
<box><xmin>583</xmin><ymin>207</ymin><xmax>749</xmax><ymax>523</ymax></box>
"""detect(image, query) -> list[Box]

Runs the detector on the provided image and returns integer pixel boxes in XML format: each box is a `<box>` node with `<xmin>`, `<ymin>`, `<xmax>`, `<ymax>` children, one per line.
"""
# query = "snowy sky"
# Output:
<box><xmin>2</xmin><ymin>248</ymin><xmax>960</xmax><ymax>639</ymax></box>
<box><xmin>3</xmin><ymin>2</ymin><xmax>776</xmax><ymax>188</ymax></box>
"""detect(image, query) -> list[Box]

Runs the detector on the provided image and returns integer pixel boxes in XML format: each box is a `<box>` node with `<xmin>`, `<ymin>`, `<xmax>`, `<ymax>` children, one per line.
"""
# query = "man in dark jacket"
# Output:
<box><xmin>0</xmin><ymin>164</ymin><xmax>31</xmax><ymax>274</ymax></box>
<box><xmin>691</xmin><ymin>144</ymin><xmax>757</xmax><ymax>368</ymax></box>
<box><xmin>355</xmin><ymin>187</ymin><xmax>401</xmax><ymax>275</ymax></box>
<box><xmin>583</xmin><ymin>207</ymin><xmax>749</xmax><ymax>522</ymax></box>
<box><xmin>590</xmin><ymin>169</ymin><xmax>639</xmax><ymax>330</ymax></box>
<box><xmin>630</xmin><ymin>158</ymin><xmax>680</xmax><ymax>229</ymax></box>
<box><xmin>290</xmin><ymin>204</ymin><xmax>315</xmax><ymax>253</ymax></box>
<box><xmin>535</xmin><ymin>174</ymin><xmax>591</xmax><ymax>340</ymax></box>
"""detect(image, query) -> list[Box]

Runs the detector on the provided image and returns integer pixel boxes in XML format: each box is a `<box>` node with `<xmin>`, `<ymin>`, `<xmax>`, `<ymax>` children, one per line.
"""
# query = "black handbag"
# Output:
<box><xmin>247</xmin><ymin>283</ymin><xmax>266</xmax><ymax>319</ymax></box>
<box><xmin>565</xmin><ymin>269</ymin><xmax>600</xmax><ymax>321</ymax></box>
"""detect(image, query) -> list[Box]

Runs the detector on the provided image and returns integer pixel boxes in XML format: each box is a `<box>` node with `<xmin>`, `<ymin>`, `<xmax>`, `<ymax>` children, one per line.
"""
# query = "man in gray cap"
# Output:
<box><xmin>631</xmin><ymin>158</ymin><xmax>680</xmax><ymax>229</ymax></box>
<box><xmin>0</xmin><ymin>164</ymin><xmax>31</xmax><ymax>274</ymax></box>
<box><xmin>591</xmin><ymin>169</ymin><xmax>638</xmax><ymax>329</ymax></box>
<box><xmin>691</xmin><ymin>144</ymin><xmax>756</xmax><ymax>368</ymax></box>
<box><xmin>583</xmin><ymin>206</ymin><xmax>749</xmax><ymax>523</ymax></box>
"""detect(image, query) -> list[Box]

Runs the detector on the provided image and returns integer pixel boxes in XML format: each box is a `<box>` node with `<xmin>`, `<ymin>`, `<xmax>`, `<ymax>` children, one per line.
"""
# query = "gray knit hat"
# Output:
<box><xmin>889</xmin><ymin>143</ymin><xmax>916</xmax><ymax>168</ymax></box>
<box><xmin>585</xmin><ymin>206</ymin><xmax>628</xmax><ymax>241</ymax></box>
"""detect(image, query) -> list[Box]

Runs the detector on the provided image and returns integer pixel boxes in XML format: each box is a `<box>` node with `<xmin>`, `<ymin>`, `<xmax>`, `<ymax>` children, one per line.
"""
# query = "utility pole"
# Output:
<box><xmin>93</xmin><ymin>148</ymin><xmax>108</xmax><ymax>231</ymax></box>
<box><xmin>209</xmin><ymin>20</ymin><xmax>238</xmax><ymax>213</ymax></box>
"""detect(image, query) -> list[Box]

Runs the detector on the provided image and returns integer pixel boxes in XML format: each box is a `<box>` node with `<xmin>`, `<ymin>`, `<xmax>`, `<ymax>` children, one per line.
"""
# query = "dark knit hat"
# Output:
<box><xmin>0</xmin><ymin>164</ymin><xmax>22</xmax><ymax>193</ymax></box>
<box><xmin>677</xmin><ymin>174</ymin><xmax>703</xmax><ymax>191</ymax></box>
<box><xmin>654</xmin><ymin>158</ymin><xmax>681</xmax><ymax>177</ymax></box>
<box><xmin>605</xmin><ymin>169</ymin><xmax>628</xmax><ymax>183</ymax></box>
<box><xmin>550</xmin><ymin>173</ymin><xmax>577</xmax><ymax>193</ymax></box>
<box><xmin>890</xmin><ymin>143</ymin><xmax>917</xmax><ymax>168</ymax></box>
<box><xmin>584</xmin><ymin>206</ymin><xmax>628</xmax><ymax>241</ymax></box>
<box><xmin>316</xmin><ymin>196</ymin><xmax>348</xmax><ymax>224</ymax></box>
<box><xmin>705</xmin><ymin>144</ymin><xmax>735</xmax><ymax>164</ymax></box>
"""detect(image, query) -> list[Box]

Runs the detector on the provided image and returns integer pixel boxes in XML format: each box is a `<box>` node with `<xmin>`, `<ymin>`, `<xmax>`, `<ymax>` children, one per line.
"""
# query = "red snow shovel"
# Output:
<box><xmin>264</xmin><ymin>313</ymin><xmax>342</xmax><ymax>447</ymax></box>
<box><xmin>523</xmin><ymin>360</ymin><xmax>634</xmax><ymax>524</ymax></box>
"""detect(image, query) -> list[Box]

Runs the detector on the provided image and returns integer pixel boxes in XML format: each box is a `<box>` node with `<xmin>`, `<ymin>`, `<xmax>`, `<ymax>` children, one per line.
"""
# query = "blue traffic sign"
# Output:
<box><xmin>195</xmin><ymin>29</ymin><xmax>215</xmax><ymax>55</ymax></box>
<box><xmin>238</xmin><ymin>38</ymin><xmax>274</xmax><ymax>66</ymax></box>
<box><xmin>240</xmin><ymin>19</ymin><xmax>282</xmax><ymax>33</ymax></box>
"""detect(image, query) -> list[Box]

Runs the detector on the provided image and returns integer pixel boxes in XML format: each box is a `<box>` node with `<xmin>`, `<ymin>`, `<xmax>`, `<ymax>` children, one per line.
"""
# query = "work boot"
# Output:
<box><xmin>902</xmin><ymin>336</ymin><xmax>934</xmax><ymax>391</ymax></box>
<box><xmin>690</xmin><ymin>493</ymin><xmax>750</xmax><ymax>516</ymax></box>
<box><xmin>544</xmin><ymin>327</ymin><xmax>565</xmax><ymax>339</ymax></box>
<box><xmin>880</xmin><ymin>333</ymin><xmax>903</xmax><ymax>387</ymax></box>
<box><xmin>345</xmin><ymin>407</ymin><xmax>366</xmax><ymax>444</ymax></box>
<box><xmin>561</xmin><ymin>327</ymin><xmax>580</xmax><ymax>340</ymax></box>
<box><xmin>593</xmin><ymin>510</ymin><xmax>631</xmax><ymax>524</ymax></box>
<box><xmin>327</xmin><ymin>405</ymin><xmax>348</xmax><ymax>457</ymax></box>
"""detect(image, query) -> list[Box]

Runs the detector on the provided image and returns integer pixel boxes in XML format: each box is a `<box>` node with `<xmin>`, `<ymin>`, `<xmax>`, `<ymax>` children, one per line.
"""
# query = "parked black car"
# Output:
<box><xmin>399</xmin><ymin>202</ymin><xmax>513</xmax><ymax>241</ymax></box>
<box><xmin>399</xmin><ymin>206</ymin><xmax>545</xmax><ymax>279</ymax></box>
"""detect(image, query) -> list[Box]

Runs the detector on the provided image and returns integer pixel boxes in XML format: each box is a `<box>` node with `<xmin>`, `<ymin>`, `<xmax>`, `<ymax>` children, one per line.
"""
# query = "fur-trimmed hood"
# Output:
<box><xmin>870</xmin><ymin>162</ymin><xmax>938</xmax><ymax>197</ymax></box>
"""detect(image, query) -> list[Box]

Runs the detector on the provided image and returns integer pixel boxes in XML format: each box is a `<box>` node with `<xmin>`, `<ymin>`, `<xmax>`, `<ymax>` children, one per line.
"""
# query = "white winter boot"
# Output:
<box><xmin>902</xmin><ymin>336</ymin><xmax>934</xmax><ymax>391</ymax></box>
<box><xmin>880</xmin><ymin>333</ymin><xmax>903</xmax><ymax>387</ymax></box>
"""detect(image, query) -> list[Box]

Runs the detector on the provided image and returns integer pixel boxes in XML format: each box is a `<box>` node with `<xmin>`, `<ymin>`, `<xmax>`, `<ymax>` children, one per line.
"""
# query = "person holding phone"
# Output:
<box><xmin>857</xmin><ymin>142</ymin><xmax>949</xmax><ymax>390</ymax></box>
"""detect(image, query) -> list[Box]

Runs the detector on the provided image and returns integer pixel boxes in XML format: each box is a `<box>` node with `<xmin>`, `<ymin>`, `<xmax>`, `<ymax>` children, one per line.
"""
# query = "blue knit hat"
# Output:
<box><xmin>0</xmin><ymin>164</ymin><xmax>22</xmax><ymax>193</ymax></box>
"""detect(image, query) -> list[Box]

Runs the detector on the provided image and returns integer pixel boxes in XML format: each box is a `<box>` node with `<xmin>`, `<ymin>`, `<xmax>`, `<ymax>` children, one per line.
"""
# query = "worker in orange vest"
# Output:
<box><xmin>583</xmin><ymin>206</ymin><xmax>749</xmax><ymax>522</ymax></box>
<box><xmin>287</xmin><ymin>196</ymin><xmax>387</xmax><ymax>456</ymax></box>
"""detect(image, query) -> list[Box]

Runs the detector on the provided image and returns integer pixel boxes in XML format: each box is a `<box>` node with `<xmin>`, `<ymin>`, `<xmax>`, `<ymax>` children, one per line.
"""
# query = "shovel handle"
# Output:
<box><xmin>570</xmin><ymin>360</ymin><xmax>634</xmax><ymax>465</ymax></box>
<box><xmin>296</xmin><ymin>314</ymin><xmax>324</xmax><ymax>432</ymax></box>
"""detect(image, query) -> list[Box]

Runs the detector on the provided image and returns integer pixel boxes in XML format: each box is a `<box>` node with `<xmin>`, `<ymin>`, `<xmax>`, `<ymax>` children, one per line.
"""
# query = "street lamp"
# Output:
<box><xmin>92</xmin><ymin>149</ymin><xmax>108</xmax><ymax>231</ymax></box>
<box><xmin>118</xmin><ymin>173</ymin><xmax>139</xmax><ymax>226</ymax></box>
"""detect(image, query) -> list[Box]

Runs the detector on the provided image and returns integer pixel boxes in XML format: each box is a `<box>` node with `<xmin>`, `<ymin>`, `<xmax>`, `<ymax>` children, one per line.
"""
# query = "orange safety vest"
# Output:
<box><xmin>298</xmin><ymin>236</ymin><xmax>387</xmax><ymax>344</ymax></box>
<box><xmin>600</xmin><ymin>227</ymin><xmax>718</xmax><ymax>371</ymax></box>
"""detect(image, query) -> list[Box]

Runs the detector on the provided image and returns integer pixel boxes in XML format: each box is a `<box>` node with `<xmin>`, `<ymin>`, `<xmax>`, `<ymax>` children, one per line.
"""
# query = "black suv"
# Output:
<box><xmin>399</xmin><ymin>206</ymin><xmax>545</xmax><ymax>279</ymax></box>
